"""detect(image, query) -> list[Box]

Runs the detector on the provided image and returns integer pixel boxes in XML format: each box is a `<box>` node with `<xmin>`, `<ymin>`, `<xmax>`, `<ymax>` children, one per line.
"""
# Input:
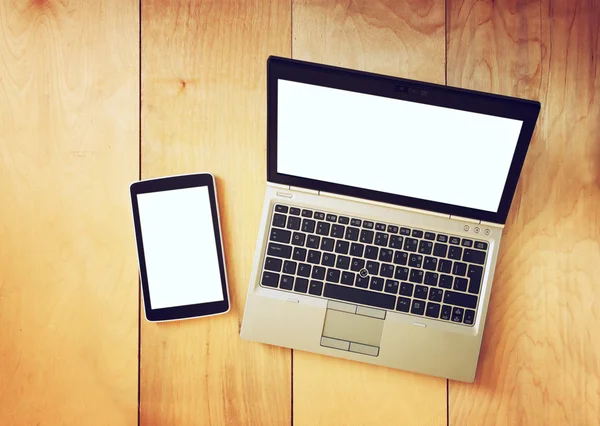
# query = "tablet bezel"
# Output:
<box><xmin>130</xmin><ymin>173</ymin><xmax>230</xmax><ymax>322</ymax></box>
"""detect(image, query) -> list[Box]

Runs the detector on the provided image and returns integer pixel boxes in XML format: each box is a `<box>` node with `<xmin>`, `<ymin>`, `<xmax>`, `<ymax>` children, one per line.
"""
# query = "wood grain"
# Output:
<box><xmin>140</xmin><ymin>1</ymin><xmax>291</xmax><ymax>424</ymax></box>
<box><xmin>448</xmin><ymin>0</ymin><xmax>600</xmax><ymax>425</ymax></box>
<box><xmin>291</xmin><ymin>1</ymin><xmax>447</xmax><ymax>425</ymax></box>
<box><xmin>0</xmin><ymin>1</ymin><xmax>139</xmax><ymax>425</ymax></box>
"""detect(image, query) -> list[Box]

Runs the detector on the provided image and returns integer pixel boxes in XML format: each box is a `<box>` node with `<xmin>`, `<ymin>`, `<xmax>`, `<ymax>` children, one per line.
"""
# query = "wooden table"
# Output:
<box><xmin>1</xmin><ymin>1</ymin><xmax>599</xmax><ymax>424</ymax></box>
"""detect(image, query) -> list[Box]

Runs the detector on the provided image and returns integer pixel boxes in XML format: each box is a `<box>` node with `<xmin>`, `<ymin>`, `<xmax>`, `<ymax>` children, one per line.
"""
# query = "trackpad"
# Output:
<box><xmin>322</xmin><ymin>309</ymin><xmax>384</xmax><ymax>347</ymax></box>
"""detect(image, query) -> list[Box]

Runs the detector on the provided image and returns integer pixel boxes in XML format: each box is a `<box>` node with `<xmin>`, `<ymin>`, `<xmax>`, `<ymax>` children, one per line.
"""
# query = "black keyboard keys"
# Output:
<box><xmin>268</xmin><ymin>243</ymin><xmax>292</xmax><ymax>259</ymax></box>
<box><xmin>395</xmin><ymin>266</ymin><xmax>409</xmax><ymax>281</ymax></box>
<box><xmin>424</xmin><ymin>272</ymin><xmax>439</xmax><ymax>286</ymax></box>
<box><xmin>474</xmin><ymin>241</ymin><xmax>488</xmax><ymax>250</ymax></box>
<box><xmin>324</xmin><ymin>282</ymin><xmax>395</xmax><ymax>310</ymax></box>
<box><xmin>389</xmin><ymin>235</ymin><xmax>403</xmax><ymax>249</ymax></box>
<box><xmin>294</xmin><ymin>278</ymin><xmax>308</xmax><ymax>293</ymax></box>
<box><xmin>449</xmin><ymin>236</ymin><xmax>460</xmax><ymax>245</ymax></box>
<box><xmin>424</xmin><ymin>232</ymin><xmax>435</xmax><ymax>241</ymax></box>
<box><xmin>351</xmin><ymin>218</ymin><xmax>362</xmax><ymax>227</ymax></box>
<box><xmin>399</xmin><ymin>227</ymin><xmax>411</xmax><ymax>236</ymax></box>
<box><xmin>375</xmin><ymin>223</ymin><xmax>386</xmax><ymax>231</ymax></box>
<box><xmin>440</xmin><ymin>305</ymin><xmax>452</xmax><ymax>320</ymax></box>
<box><xmin>423</xmin><ymin>257</ymin><xmax>438</xmax><ymax>271</ymax></box>
<box><xmin>290</xmin><ymin>207</ymin><xmax>301</xmax><ymax>215</ymax></box>
<box><xmin>365</xmin><ymin>245</ymin><xmax>378</xmax><ymax>260</ymax></box>
<box><xmin>301</xmin><ymin>209</ymin><xmax>313</xmax><ymax>218</ymax></box>
<box><xmin>273</xmin><ymin>213</ymin><xmax>286</xmax><ymax>228</ymax></box>
<box><xmin>399</xmin><ymin>282</ymin><xmax>413</xmax><ymax>296</ymax></box>
<box><xmin>418</xmin><ymin>240</ymin><xmax>433</xmax><ymax>255</ymax></box>
<box><xmin>443</xmin><ymin>291</ymin><xmax>478</xmax><ymax>309</ymax></box>
<box><xmin>461</xmin><ymin>238</ymin><xmax>473</xmax><ymax>248</ymax></box>
<box><xmin>408</xmin><ymin>254</ymin><xmax>423</xmax><ymax>268</ymax></box>
<box><xmin>336</xmin><ymin>255</ymin><xmax>351</xmax><ymax>270</ymax></box>
<box><xmin>409</xmin><ymin>269</ymin><xmax>423</xmax><ymax>284</ymax></box>
<box><xmin>453</xmin><ymin>262</ymin><xmax>467</xmax><ymax>276</ymax></box>
<box><xmin>380</xmin><ymin>263</ymin><xmax>394</xmax><ymax>278</ymax></box>
<box><xmin>322</xmin><ymin>253</ymin><xmax>335</xmax><ymax>267</ymax></box>
<box><xmin>316</xmin><ymin>221</ymin><xmax>331</xmax><ymax>236</ymax></box>
<box><xmin>345</xmin><ymin>227</ymin><xmax>360</xmax><ymax>241</ymax></box>
<box><xmin>439</xmin><ymin>274</ymin><xmax>453</xmax><ymax>288</ymax></box>
<box><xmin>314</xmin><ymin>212</ymin><xmax>325</xmax><ymax>220</ymax></box>
<box><xmin>433</xmin><ymin>243</ymin><xmax>448</xmax><ymax>257</ymax></box>
<box><xmin>307</xmin><ymin>235</ymin><xmax>320</xmax><ymax>249</ymax></box>
<box><xmin>425</xmin><ymin>302</ymin><xmax>441</xmax><ymax>318</ymax></box>
<box><xmin>411</xmin><ymin>300</ymin><xmax>425</xmax><ymax>315</ymax></box>
<box><xmin>321</xmin><ymin>237</ymin><xmax>335</xmax><ymax>252</ymax></box>
<box><xmin>301</xmin><ymin>219</ymin><xmax>316</xmax><ymax>233</ymax></box>
<box><xmin>312</xmin><ymin>266</ymin><xmax>326</xmax><ymax>280</ymax></box>
<box><xmin>309</xmin><ymin>280</ymin><xmax>323</xmax><ymax>295</ymax></box>
<box><xmin>338</xmin><ymin>216</ymin><xmax>350</xmax><ymax>224</ymax></box>
<box><xmin>378</xmin><ymin>249</ymin><xmax>393</xmax><ymax>262</ymax></box>
<box><xmin>384</xmin><ymin>279</ymin><xmax>399</xmax><ymax>294</ymax></box>
<box><xmin>448</xmin><ymin>246</ymin><xmax>462</xmax><ymax>260</ymax></box>
<box><xmin>463</xmin><ymin>249</ymin><xmax>486</xmax><ymax>265</ymax></box>
<box><xmin>438</xmin><ymin>259</ymin><xmax>452</xmax><ymax>273</ymax></box>
<box><xmin>335</xmin><ymin>240</ymin><xmax>350</xmax><ymax>255</ymax></box>
<box><xmin>326</xmin><ymin>268</ymin><xmax>341</xmax><ymax>283</ymax></box>
<box><xmin>374</xmin><ymin>232</ymin><xmax>389</xmax><ymax>246</ymax></box>
<box><xmin>363</xmin><ymin>221</ymin><xmax>374</xmax><ymax>229</ymax></box>
<box><xmin>283</xmin><ymin>260</ymin><xmax>297</xmax><ymax>275</ymax></box>
<box><xmin>370</xmin><ymin>277</ymin><xmax>384</xmax><ymax>291</ymax></box>
<box><xmin>360</xmin><ymin>229</ymin><xmax>374</xmax><ymax>244</ymax></box>
<box><xmin>351</xmin><ymin>258</ymin><xmax>365</xmax><ymax>271</ymax></box>
<box><xmin>341</xmin><ymin>271</ymin><xmax>355</xmax><ymax>286</ymax></box>
<box><xmin>292</xmin><ymin>247</ymin><xmax>307</xmax><ymax>262</ymax></box>
<box><xmin>291</xmin><ymin>232</ymin><xmax>306</xmax><ymax>246</ymax></box>
<box><xmin>287</xmin><ymin>216</ymin><xmax>301</xmax><ymax>230</ymax></box>
<box><xmin>404</xmin><ymin>238</ymin><xmax>418</xmax><ymax>252</ymax></box>
<box><xmin>350</xmin><ymin>243</ymin><xmax>365</xmax><ymax>257</ymax></box>
<box><xmin>280</xmin><ymin>275</ymin><xmax>294</xmax><ymax>290</ymax></box>
<box><xmin>396</xmin><ymin>297</ymin><xmax>410</xmax><ymax>312</ymax></box>
<box><xmin>326</xmin><ymin>214</ymin><xmax>337</xmax><ymax>222</ymax></box>
<box><xmin>414</xmin><ymin>285</ymin><xmax>428</xmax><ymax>299</ymax></box>
<box><xmin>463</xmin><ymin>309</ymin><xmax>475</xmax><ymax>325</ymax></box>
<box><xmin>467</xmin><ymin>264</ymin><xmax>483</xmax><ymax>294</ymax></box>
<box><xmin>307</xmin><ymin>250</ymin><xmax>321</xmax><ymax>264</ymax></box>
<box><xmin>270</xmin><ymin>228</ymin><xmax>291</xmax><ymax>243</ymax></box>
<box><xmin>393</xmin><ymin>251</ymin><xmax>408</xmax><ymax>265</ymax></box>
<box><xmin>428</xmin><ymin>288</ymin><xmax>443</xmax><ymax>302</ymax></box>
<box><xmin>261</xmin><ymin>271</ymin><xmax>279</xmax><ymax>287</ymax></box>
<box><xmin>275</xmin><ymin>205</ymin><xmax>288</xmax><ymax>213</ymax></box>
<box><xmin>453</xmin><ymin>277</ymin><xmax>468</xmax><ymax>291</ymax></box>
<box><xmin>452</xmin><ymin>307</ymin><xmax>464</xmax><ymax>322</ymax></box>
<box><xmin>355</xmin><ymin>276</ymin><xmax>369</xmax><ymax>288</ymax></box>
<box><xmin>297</xmin><ymin>263</ymin><xmax>311</xmax><ymax>277</ymax></box>
<box><xmin>331</xmin><ymin>224</ymin><xmax>345</xmax><ymax>238</ymax></box>
<box><xmin>265</xmin><ymin>257</ymin><xmax>282</xmax><ymax>272</ymax></box>
<box><xmin>366</xmin><ymin>261</ymin><xmax>380</xmax><ymax>275</ymax></box>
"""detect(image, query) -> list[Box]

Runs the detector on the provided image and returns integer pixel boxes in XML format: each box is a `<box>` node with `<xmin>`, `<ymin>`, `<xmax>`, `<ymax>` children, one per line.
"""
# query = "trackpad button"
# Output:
<box><xmin>322</xmin><ymin>309</ymin><xmax>384</xmax><ymax>347</ymax></box>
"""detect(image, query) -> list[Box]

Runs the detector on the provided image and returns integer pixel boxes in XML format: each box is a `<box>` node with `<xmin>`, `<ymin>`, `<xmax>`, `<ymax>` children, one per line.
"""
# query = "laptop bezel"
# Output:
<box><xmin>266</xmin><ymin>56</ymin><xmax>540</xmax><ymax>225</ymax></box>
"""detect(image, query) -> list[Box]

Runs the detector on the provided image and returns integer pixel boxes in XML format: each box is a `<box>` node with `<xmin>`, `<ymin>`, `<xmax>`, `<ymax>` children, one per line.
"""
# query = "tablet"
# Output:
<box><xmin>130</xmin><ymin>173</ymin><xmax>230</xmax><ymax>322</ymax></box>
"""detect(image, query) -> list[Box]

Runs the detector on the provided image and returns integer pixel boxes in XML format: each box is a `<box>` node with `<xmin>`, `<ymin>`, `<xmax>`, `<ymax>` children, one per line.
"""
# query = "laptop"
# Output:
<box><xmin>241</xmin><ymin>56</ymin><xmax>540</xmax><ymax>382</ymax></box>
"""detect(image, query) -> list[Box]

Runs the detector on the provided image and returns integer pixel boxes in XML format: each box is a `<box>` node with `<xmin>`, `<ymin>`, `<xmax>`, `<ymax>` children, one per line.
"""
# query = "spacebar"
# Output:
<box><xmin>324</xmin><ymin>283</ymin><xmax>395</xmax><ymax>310</ymax></box>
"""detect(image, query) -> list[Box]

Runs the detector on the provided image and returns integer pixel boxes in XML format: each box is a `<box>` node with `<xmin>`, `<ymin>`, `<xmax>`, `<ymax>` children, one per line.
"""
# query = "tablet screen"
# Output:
<box><xmin>137</xmin><ymin>186</ymin><xmax>224</xmax><ymax>309</ymax></box>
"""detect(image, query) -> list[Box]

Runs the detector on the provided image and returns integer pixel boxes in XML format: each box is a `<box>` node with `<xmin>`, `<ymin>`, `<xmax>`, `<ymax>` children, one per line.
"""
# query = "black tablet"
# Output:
<box><xmin>130</xmin><ymin>173</ymin><xmax>230</xmax><ymax>322</ymax></box>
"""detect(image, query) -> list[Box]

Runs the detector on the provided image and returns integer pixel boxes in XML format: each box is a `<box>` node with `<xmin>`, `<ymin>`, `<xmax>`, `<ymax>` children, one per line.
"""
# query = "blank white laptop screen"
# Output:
<box><xmin>277</xmin><ymin>79</ymin><xmax>524</xmax><ymax>213</ymax></box>
<box><xmin>137</xmin><ymin>187</ymin><xmax>224</xmax><ymax>309</ymax></box>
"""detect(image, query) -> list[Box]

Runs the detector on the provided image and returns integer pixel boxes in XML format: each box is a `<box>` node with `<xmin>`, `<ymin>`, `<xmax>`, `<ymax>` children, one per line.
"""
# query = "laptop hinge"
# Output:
<box><xmin>319</xmin><ymin>191</ymin><xmax>449</xmax><ymax>219</ymax></box>
<box><xmin>480</xmin><ymin>220</ymin><xmax>505</xmax><ymax>229</ymax></box>
<box><xmin>267</xmin><ymin>182</ymin><xmax>290</xmax><ymax>190</ymax></box>
<box><xmin>449</xmin><ymin>215</ymin><xmax>480</xmax><ymax>225</ymax></box>
<box><xmin>290</xmin><ymin>186</ymin><xmax>319</xmax><ymax>195</ymax></box>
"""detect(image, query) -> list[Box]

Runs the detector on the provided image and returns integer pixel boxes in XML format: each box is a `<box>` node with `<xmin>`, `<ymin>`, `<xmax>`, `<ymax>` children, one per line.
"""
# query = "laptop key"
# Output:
<box><xmin>374</xmin><ymin>232</ymin><xmax>389</xmax><ymax>247</ymax></box>
<box><xmin>324</xmin><ymin>283</ymin><xmax>396</xmax><ymax>310</ymax></box>
<box><xmin>307</xmin><ymin>235</ymin><xmax>320</xmax><ymax>249</ymax></box>
<box><xmin>273</xmin><ymin>213</ymin><xmax>286</xmax><ymax>228</ymax></box>
<box><xmin>440</xmin><ymin>305</ymin><xmax>452</xmax><ymax>320</ymax></box>
<box><xmin>433</xmin><ymin>243</ymin><xmax>448</xmax><ymax>257</ymax></box>
<box><xmin>399</xmin><ymin>227</ymin><xmax>411</xmax><ymax>236</ymax></box>
<box><xmin>414</xmin><ymin>285</ymin><xmax>428</xmax><ymax>299</ymax></box>
<box><xmin>369</xmin><ymin>277</ymin><xmax>384</xmax><ymax>291</ymax></box>
<box><xmin>393</xmin><ymin>251</ymin><xmax>408</xmax><ymax>265</ymax></box>
<box><xmin>395</xmin><ymin>266</ymin><xmax>409</xmax><ymax>281</ymax></box>
<box><xmin>449</xmin><ymin>236</ymin><xmax>460</xmax><ymax>245</ymax></box>
<box><xmin>275</xmin><ymin>205</ymin><xmax>288</xmax><ymax>213</ymax></box>
<box><xmin>412</xmin><ymin>230</ymin><xmax>423</xmax><ymax>238</ymax></box>
<box><xmin>453</xmin><ymin>277</ymin><xmax>468</xmax><ymax>291</ymax></box>
<box><xmin>314</xmin><ymin>212</ymin><xmax>325</xmax><ymax>220</ymax></box>
<box><xmin>297</xmin><ymin>263</ymin><xmax>311</xmax><ymax>277</ymax></box>
<box><xmin>463</xmin><ymin>309</ymin><xmax>475</xmax><ymax>325</ymax></box>
<box><xmin>321</xmin><ymin>237</ymin><xmax>335</xmax><ymax>252</ymax></box>
<box><xmin>396</xmin><ymin>297</ymin><xmax>411</xmax><ymax>312</ymax></box>
<box><xmin>380</xmin><ymin>263</ymin><xmax>394</xmax><ymax>278</ymax></box>
<box><xmin>267</xmin><ymin>243</ymin><xmax>292</xmax><ymax>259</ymax></box>
<box><xmin>424</xmin><ymin>272</ymin><xmax>439</xmax><ymax>286</ymax></box>
<box><xmin>283</xmin><ymin>260</ymin><xmax>297</xmax><ymax>275</ymax></box>
<box><xmin>375</xmin><ymin>223</ymin><xmax>386</xmax><ymax>231</ymax></box>
<box><xmin>360</xmin><ymin>229</ymin><xmax>374</xmax><ymax>244</ymax></box>
<box><xmin>287</xmin><ymin>216</ymin><xmax>301</xmax><ymax>230</ymax></box>
<box><xmin>336</xmin><ymin>255</ymin><xmax>351</xmax><ymax>270</ymax></box>
<box><xmin>389</xmin><ymin>235</ymin><xmax>403</xmax><ymax>249</ymax></box>
<box><xmin>437</xmin><ymin>234</ymin><xmax>448</xmax><ymax>243</ymax></box>
<box><xmin>428</xmin><ymin>288</ymin><xmax>443</xmax><ymax>302</ymax></box>
<box><xmin>448</xmin><ymin>246</ymin><xmax>462</xmax><ymax>260</ymax></box>
<box><xmin>399</xmin><ymin>282</ymin><xmax>413</xmax><ymax>296</ymax></box>
<box><xmin>294</xmin><ymin>278</ymin><xmax>308</xmax><ymax>293</ymax></box>
<box><xmin>355</xmin><ymin>276</ymin><xmax>369</xmax><ymax>288</ymax></box>
<box><xmin>264</xmin><ymin>257</ymin><xmax>282</xmax><ymax>272</ymax></box>
<box><xmin>302</xmin><ymin>219</ymin><xmax>316</xmax><ymax>233</ymax></box>
<box><xmin>292</xmin><ymin>232</ymin><xmax>306</xmax><ymax>246</ymax></box>
<box><xmin>351</xmin><ymin>218</ymin><xmax>362</xmax><ymax>226</ymax></box>
<box><xmin>467</xmin><ymin>264</ymin><xmax>483</xmax><ymax>294</ymax></box>
<box><xmin>438</xmin><ymin>259</ymin><xmax>452</xmax><ymax>273</ymax></box>
<box><xmin>443</xmin><ymin>291</ymin><xmax>477</xmax><ymax>309</ymax></box>
<box><xmin>461</xmin><ymin>238</ymin><xmax>473</xmax><ymax>248</ymax></box>
<box><xmin>365</xmin><ymin>245</ymin><xmax>379</xmax><ymax>260</ymax></box>
<box><xmin>292</xmin><ymin>247</ymin><xmax>307</xmax><ymax>262</ymax></box>
<box><xmin>326</xmin><ymin>214</ymin><xmax>337</xmax><ymax>222</ymax></box>
<box><xmin>326</xmin><ymin>268</ymin><xmax>341</xmax><ymax>283</ymax></box>
<box><xmin>452</xmin><ymin>307</ymin><xmax>464</xmax><ymax>323</ymax></box>
<box><xmin>379</xmin><ymin>249</ymin><xmax>393</xmax><ymax>262</ymax></box>
<box><xmin>453</xmin><ymin>262</ymin><xmax>467</xmax><ymax>276</ymax></box>
<box><xmin>404</xmin><ymin>238</ymin><xmax>418</xmax><ymax>252</ymax></box>
<box><xmin>309</xmin><ymin>280</ymin><xmax>323</xmax><ymax>296</ymax></box>
<box><xmin>280</xmin><ymin>275</ymin><xmax>294</xmax><ymax>290</ymax></box>
<box><xmin>418</xmin><ymin>240</ymin><xmax>433</xmax><ymax>255</ymax></box>
<box><xmin>409</xmin><ymin>269</ymin><xmax>424</xmax><ymax>284</ymax></box>
<box><xmin>316</xmin><ymin>221</ymin><xmax>331</xmax><ymax>236</ymax></box>
<box><xmin>335</xmin><ymin>240</ymin><xmax>350</xmax><ymax>255</ymax></box>
<box><xmin>270</xmin><ymin>228</ymin><xmax>291</xmax><ymax>243</ymax></box>
<box><xmin>463</xmin><ymin>249</ymin><xmax>486</xmax><ymax>265</ymax></box>
<box><xmin>290</xmin><ymin>207</ymin><xmax>301</xmax><ymax>215</ymax></box>
<box><xmin>322</xmin><ymin>253</ymin><xmax>335</xmax><ymax>267</ymax></box>
<box><xmin>366</xmin><ymin>261</ymin><xmax>380</xmax><ymax>275</ymax></box>
<box><xmin>474</xmin><ymin>241</ymin><xmax>488</xmax><ymax>250</ymax></box>
<box><xmin>426</xmin><ymin>302</ymin><xmax>441</xmax><ymax>318</ymax></box>
<box><xmin>331</xmin><ymin>224</ymin><xmax>345</xmax><ymax>238</ymax></box>
<box><xmin>350</xmin><ymin>243</ymin><xmax>365</xmax><ymax>257</ymax></box>
<box><xmin>345</xmin><ymin>227</ymin><xmax>360</xmax><ymax>241</ymax></box>
<box><xmin>307</xmin><ymin>250</ymin><xmax>321</xmax><ymax>264</ymax></box>
<box><xmin>423</xmin><ymin>257</ymin><xmax>438</xmax><ymax>271</ymax></box>
<box><xmin>439</xmin><ymin>274</ymin><xmax>453</xmax><ymax>288</ymax></box>
<box><xmin>387</xmin><ymin>225</ymin><xmax>399</xmax><ymax>234</ymax></box>
<box><xmin>301</xmin><ymin>209</ymin><xmax>313</xmax><ymax>218</ymax></box>
<box><xmin>351</xmin><ymin>258</ymin><xmax>365</xmax><ymax>271</ymax></box>
<box><xmin>411</xmin><ymin>300</ymin><xmax>425</xmax><ymax>315</ymax></box>
<box><xmin>363</xmin><ymin>221</ymin><xmax>374</xmax><ymax>229</ymax></box>
<box><xmin>424</xmin><ymin>232</ymin><xmax>435</xmax><ymax>240</ymax></box>
<box><xmin>338</xmin><ymin>216</ymin><xmax>350</xmax><ymax>224</ymax></box>
<box><xmin>261</xmin><ymin>271</ymin><xmax>279</xmax><ymax>287</ymax></box>
<box><xmin>384</xmin><ymin>279</ymin><xmax>399</xmax><ymax>294</ymax></box>
<box><xmin>312</xmin><ymin>266</ymin><xmax>326</xmax><ymax>280</ymax></box>
<box><xmin>341</xmin><ymin>271</ymin><xmax>355</xmax><ymax>286</ymax></box>
<box><xmin>408</xmin><ymin>254</ymin><xmax>423</xmax><ymax>268</ymax></box>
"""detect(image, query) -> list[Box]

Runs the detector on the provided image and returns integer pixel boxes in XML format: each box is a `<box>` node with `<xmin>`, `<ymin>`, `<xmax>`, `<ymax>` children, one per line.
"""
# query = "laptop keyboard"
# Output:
<box><xmin>260</xmin><ymin>204</ymin><xmax>489</xmax><ymax>327</ymax></box>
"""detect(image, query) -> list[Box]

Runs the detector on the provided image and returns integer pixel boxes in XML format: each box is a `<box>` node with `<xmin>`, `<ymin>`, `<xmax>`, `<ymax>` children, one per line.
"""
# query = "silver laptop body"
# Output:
<box><xmin>241</xmin><ymin>56</ymin><xmax>540</xmax><ymax>382</ymax></box>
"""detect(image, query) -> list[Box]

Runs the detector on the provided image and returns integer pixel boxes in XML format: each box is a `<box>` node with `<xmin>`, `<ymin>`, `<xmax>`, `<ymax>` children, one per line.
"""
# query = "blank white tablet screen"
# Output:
<box><xmin>137</xmin><ymin>186</ymin><xmax>224</xmax><ymax>309</ymax></box>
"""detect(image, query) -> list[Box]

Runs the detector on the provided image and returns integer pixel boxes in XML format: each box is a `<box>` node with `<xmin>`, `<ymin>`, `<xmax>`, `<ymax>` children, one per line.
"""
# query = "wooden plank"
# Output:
<box><xmin>140</xmin><ymin>1</ymin><xmax>291</xmax><ymax>424</ymax></box>
<box><xmin>291</xmin><ymin>1</ymin><xmax>447</xmax><ymax>425</ymax></box>
<box><xmin>0</xmin><ymin>1</ymin><xmax>139</xmax><ymax>425</ymax></box>
<box><xmin>448</xmin><ymin>0</ymin><xmax>600</xmax><ymax>424</ymax></box>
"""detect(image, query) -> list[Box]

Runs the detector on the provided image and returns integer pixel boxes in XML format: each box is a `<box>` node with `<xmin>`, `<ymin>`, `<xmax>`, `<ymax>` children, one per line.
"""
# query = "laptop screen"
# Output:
<box><xmin>276</xmin><ymin>79</ymin><xmax>524</xmax><ymax>213</ymax></box>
